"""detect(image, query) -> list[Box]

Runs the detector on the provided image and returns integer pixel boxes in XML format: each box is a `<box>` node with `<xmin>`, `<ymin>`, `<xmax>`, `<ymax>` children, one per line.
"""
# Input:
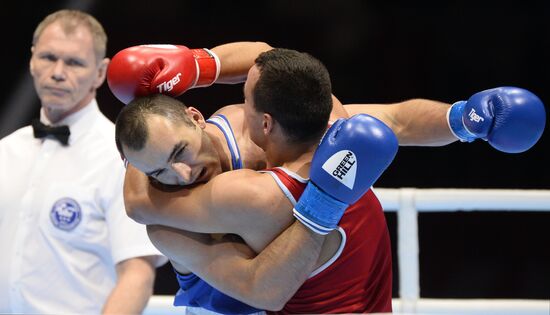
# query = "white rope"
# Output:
<box><xmin>391</xmin><ymin>298</ymin><xmax>550</xmax><ymax>315</ymax></box>
<box><xmin>375</xmin><ymin>188</ymin><xmax>550</xmax><ymax>211</ymax></box>
<box><xmin>379</xmin><ymin>188</ymin><xmax>550</xmax><ymax>314</ymax></box>
<box><xmin>144</xmin><ymin>296</ymin><xmax>550</xmax><ymax>315</ymax></box>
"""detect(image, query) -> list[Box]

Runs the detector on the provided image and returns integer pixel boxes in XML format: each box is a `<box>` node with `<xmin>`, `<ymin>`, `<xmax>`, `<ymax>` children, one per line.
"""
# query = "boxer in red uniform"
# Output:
<box><xmin>115</xmin><ymin>48</ymin><xmax>399</xmax><ymax>313</ymax></box>
<box><xmin>111</xmin><ymin>44</ymin><xmax>545</xmax><ymax>313</ymax></box>
<box><xmin>263</xmin><ymin>167</ymin><xmax>392</xmax><ymax>313</ymax></box>
<box><xmin>117</xmin><ymin>50</ymin><xmax>397</xmax><ymax>312</ymax></box>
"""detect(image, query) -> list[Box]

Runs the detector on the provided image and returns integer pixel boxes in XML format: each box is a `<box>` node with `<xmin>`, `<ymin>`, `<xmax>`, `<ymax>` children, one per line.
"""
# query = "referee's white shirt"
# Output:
<box><xmin>0</xmin><ymin>100</ymin><xmax>166</xmax><ymax>314</ymax></box>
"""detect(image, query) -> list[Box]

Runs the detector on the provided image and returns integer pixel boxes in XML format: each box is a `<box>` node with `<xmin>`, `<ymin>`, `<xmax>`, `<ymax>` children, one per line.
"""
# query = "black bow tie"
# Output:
<box><xmin>32</xmin><ymin>119</ymin><xmax>70</xmax><ymax>145</ymax></box>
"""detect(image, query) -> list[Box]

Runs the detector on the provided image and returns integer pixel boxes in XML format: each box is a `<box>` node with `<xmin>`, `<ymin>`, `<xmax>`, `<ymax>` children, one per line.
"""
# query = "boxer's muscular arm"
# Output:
<box><xmin>124</xmin><ymin>164</ymin><xmax>240</xmax><ymax>234</ymax></box>
<box><xmin>211</xmin><ymin>41</ymin><xmax>273</xmax><ymax>84</ymax></box>
<box><xmin>200</xmin><ymin>222</ymin><xmax>323</xmax><ymax>311</ymax></box>
<box><xmin>208</xmin><ymin>45</ymin><xmax>453</xmax><ymax>147</ymax></box>
<box><xmin>140</xmin><ymin>170</ymin><xmax>324</xmax><ymax>310</ymax></box>
<box><xmin>148</xmin><ymin>220</ymin><xmax>323</xmax><ymax>311</ymax></box>
<box><xmin>344</xmin><ymin>99</ymin><xmax>456</xmax><ymax>146</ymax></box>
<box><xmin>124</xmin><ymin>165</ymin><xmax>290</xmax><ymax>243</ymax></box>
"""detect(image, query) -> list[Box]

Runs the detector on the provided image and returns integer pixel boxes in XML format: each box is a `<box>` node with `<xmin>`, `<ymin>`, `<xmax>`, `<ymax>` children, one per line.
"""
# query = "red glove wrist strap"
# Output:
<box><xmin>191</xmin><ymin>48</ymin><xmax>220</xmax><ymax>87</ymax></box>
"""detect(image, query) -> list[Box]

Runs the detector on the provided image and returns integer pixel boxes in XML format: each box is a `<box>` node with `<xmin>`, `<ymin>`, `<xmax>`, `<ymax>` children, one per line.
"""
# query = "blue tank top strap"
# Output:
<box><xmin>206</xmin><ymin>114</ymin><xmax>243</xmax><ymax>170</ymax></box>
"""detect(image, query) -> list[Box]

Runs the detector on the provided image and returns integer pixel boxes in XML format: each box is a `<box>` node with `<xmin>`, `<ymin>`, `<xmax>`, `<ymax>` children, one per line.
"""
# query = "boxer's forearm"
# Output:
<box><xmin>148</xmin><ymin>222</ymin><xmax>324</xmax><ymax>310</ymax></box>
<box><xmin>211</xmin><ymin>41</ymin><xmax>273</xmax><ymax>84</ymax></box>
<box><xmin>344</xmin><ymin>99</ymin><xmax>457</xmax><ymax>146</ymax></box>
<box><xmin>123</xmin><ymin>166</ymin><xmax>193</xmax><ymax>226</ymax></box>
<box><xmin>187</xmin><ymin>221</ymin><xmax>324</xmax><ymax>311</ymax></box>
<box><xmin>123</xmin><ymin>165</ymin><xmax>227</xmax><ymax>232</ymax></box>
<box><xmin>123</xmin><ymin>165</ymin><xmax>161</xmax><ymax>225</ymax></box>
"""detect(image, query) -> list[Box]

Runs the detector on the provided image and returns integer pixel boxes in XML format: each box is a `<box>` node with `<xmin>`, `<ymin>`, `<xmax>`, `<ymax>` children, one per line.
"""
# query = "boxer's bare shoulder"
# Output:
<box><xmin>210</xmin><ymin>104</ymin><xmax>267</xmax><ymax>170</ymax></box>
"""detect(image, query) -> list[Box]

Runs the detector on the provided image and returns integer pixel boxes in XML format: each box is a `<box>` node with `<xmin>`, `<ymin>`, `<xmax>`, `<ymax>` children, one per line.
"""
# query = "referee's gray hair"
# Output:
<box><xmin>32</xmin><ymin>9</ymin><xmax>107</xmax><ymax>62</ymax></box>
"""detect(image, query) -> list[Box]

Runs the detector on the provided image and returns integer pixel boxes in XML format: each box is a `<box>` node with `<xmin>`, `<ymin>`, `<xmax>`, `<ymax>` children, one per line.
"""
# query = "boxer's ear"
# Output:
<box><xmin>186</xmin><ymin>107</ymin><xmax>206</xmax><ymax>129</ymax></box>
<box><xmin>262</xmin><ymin>112</ymin><xmax>273</xmax><ymax>136</ymax></box>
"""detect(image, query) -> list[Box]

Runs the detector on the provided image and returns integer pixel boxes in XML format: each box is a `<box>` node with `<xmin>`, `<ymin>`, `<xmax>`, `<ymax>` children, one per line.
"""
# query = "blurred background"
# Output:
<box><xmin>2</xmin><ymin>0</ymin><xmax>548</xmax><ymax>300</ymax></box>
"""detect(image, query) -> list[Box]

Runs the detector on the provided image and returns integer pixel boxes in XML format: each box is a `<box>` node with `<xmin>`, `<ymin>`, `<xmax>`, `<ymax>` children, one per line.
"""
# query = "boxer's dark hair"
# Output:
<box><xmin>115</xmin><ymin>94</ymin><xmax>194</xmax><ymax>156</ymax></box>
<box><xmin>254</xmin><ymin>48</ymin><xmax>332</xmax><ymax>144</ymax></box>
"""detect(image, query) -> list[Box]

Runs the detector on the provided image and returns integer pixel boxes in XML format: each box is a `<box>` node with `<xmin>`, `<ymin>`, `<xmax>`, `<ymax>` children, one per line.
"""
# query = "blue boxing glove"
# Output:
<box><xmin>293</xmin><ymin>114</ymin><xmax>398</xmax><ymax>235</ymax></box>
<box><xmin>447</xmin><ymin>87</ymin><xmax>546</xmax><ymax>153</ymax></box>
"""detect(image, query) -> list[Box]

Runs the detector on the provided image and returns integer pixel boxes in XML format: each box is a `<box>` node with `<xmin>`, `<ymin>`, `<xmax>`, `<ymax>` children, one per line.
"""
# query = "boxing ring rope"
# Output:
<box><xmin>143</xmin><ymin>188</ymin><xmax>550</xmax><ymax>315</ymax></box>
<box><xmin>378</xmin><ymin>188</ymin><xmax>550</xmax><ymax>315</ymax></box>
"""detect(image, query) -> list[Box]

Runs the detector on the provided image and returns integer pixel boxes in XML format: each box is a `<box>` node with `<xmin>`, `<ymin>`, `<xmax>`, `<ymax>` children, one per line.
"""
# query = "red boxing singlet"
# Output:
<box><xmin>264</xmin><ymin>167</ymin><xmax>393</xmax><ymax>314</ymax></box>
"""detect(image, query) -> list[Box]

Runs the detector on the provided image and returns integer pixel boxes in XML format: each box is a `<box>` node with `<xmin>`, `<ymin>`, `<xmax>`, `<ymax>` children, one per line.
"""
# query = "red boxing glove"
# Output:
<box><xmin>107</xmin><ymin>44</ymin><xmax>220</xmax><ymax>104</ymax></box>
